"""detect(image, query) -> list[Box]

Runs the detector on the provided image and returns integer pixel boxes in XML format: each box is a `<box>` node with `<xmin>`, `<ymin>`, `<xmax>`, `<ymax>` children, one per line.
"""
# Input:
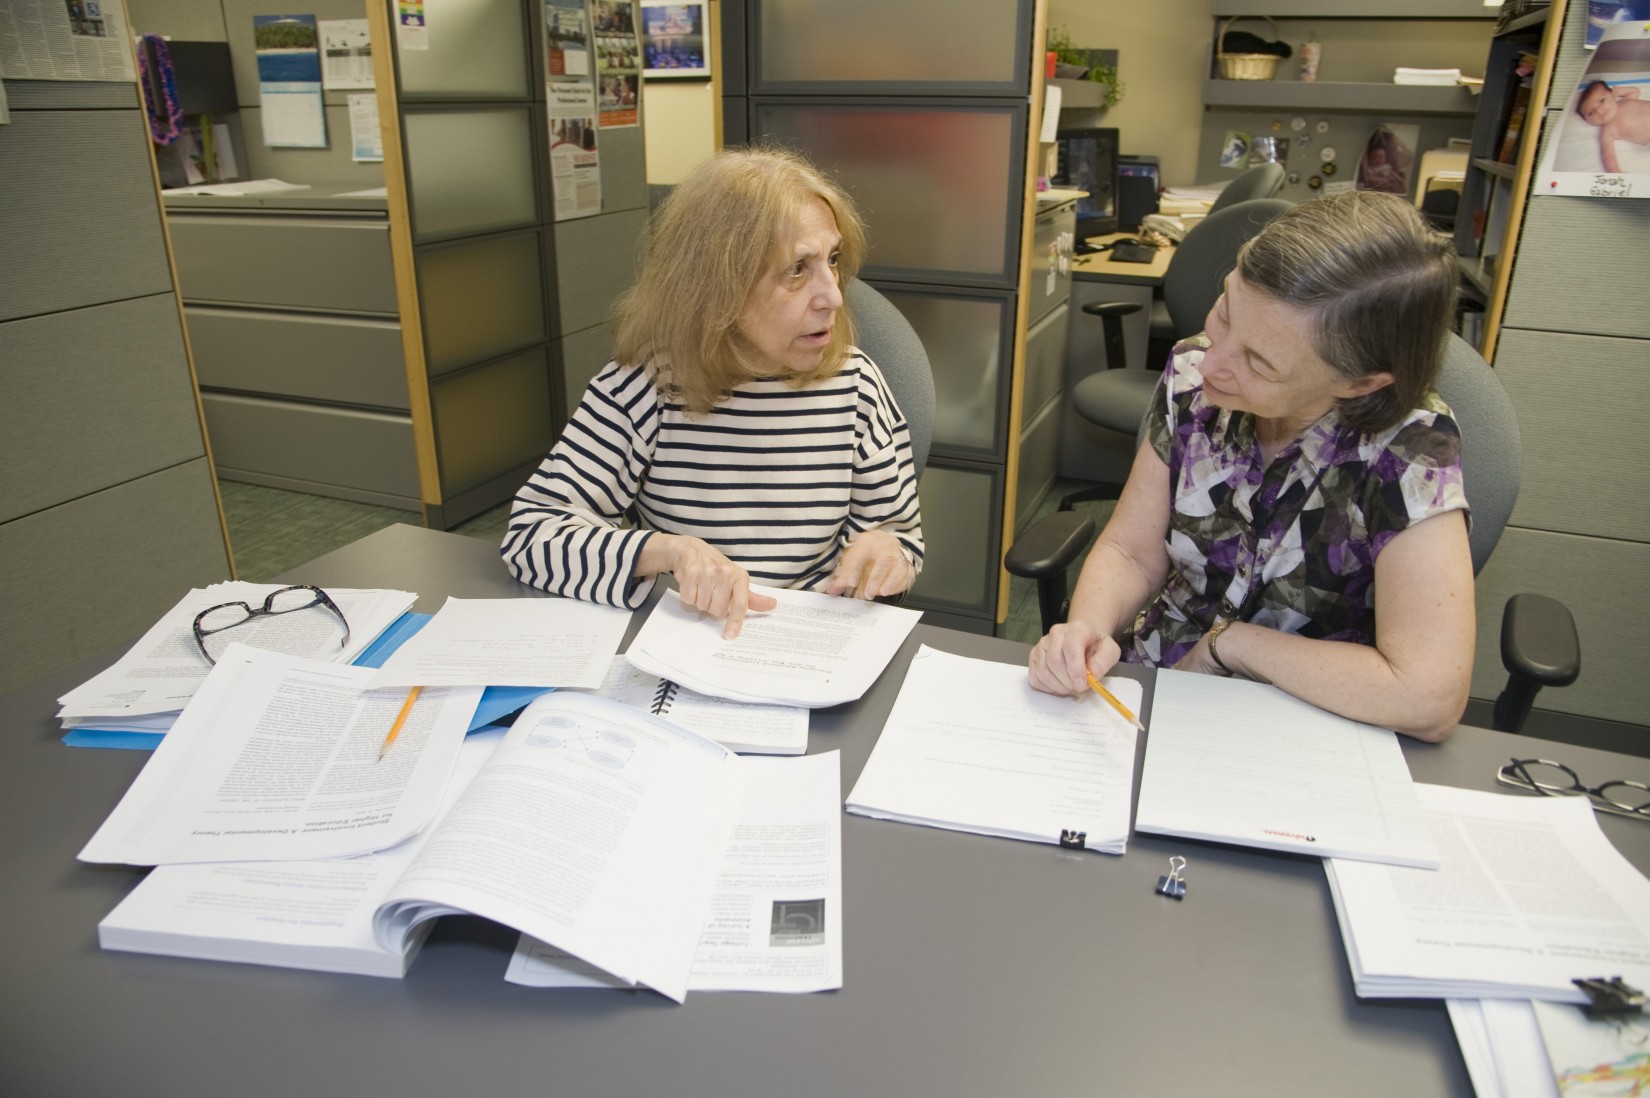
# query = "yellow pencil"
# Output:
<box><xmin>1085</xmin><ymin>672</ymin><xmax>1145</xmax><ymax>732</ymax></box>
<box><xmin>377</xmin><ymin>686</ymin><xmax>422</xmax><ymax>761</ymax></box>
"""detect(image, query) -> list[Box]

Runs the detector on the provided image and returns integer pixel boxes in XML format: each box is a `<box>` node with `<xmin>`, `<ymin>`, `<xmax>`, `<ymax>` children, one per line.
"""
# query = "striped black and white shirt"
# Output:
<box><xmin>501</xmin><ymin>349</ymin><xmax>924</xmax><ymax>608</ymax></box>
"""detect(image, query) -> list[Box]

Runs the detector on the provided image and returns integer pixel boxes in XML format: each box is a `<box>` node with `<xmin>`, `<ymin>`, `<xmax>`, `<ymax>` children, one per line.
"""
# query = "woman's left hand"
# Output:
<box><xmin>824</xmin><ymin>529</ymin><xmax>914</xmax><ymax>600</ymax></box>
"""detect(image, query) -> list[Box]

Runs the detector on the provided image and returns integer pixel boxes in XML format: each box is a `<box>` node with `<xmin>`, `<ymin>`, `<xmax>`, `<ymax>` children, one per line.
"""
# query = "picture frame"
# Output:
<box><xmin>640</xmin><ymin>0</ymin><xmax>709</xmax><ymax>80</ymax></box>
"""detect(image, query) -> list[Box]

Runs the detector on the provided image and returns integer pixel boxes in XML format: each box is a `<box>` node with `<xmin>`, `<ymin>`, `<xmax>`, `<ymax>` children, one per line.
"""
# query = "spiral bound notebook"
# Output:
<box><xmin>578</xmin><ymin>656</ymin><xmax>808</xmax><ymax>755</ymax></box>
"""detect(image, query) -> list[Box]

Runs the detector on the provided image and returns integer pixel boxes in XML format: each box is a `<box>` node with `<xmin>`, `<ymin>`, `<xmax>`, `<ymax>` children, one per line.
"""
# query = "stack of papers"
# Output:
<box><xmin>1327</xmin><ymin>784</ymin><xmax>1650</xmax><ymax>1002</ymax></box>
<box><xmin>624</xmin><ymin>585</ymin><xmax>922</xmax><ymax>708</ymax></box>
<box><xmin>1135</xmin><ymin>670</ymin><xmax>1439</xmax><ymax>867</ymax></box>
<box><xmin>1394</xmin><ymin>67</ymin><xmax>1464</xmax><ymax>86</ymax></box>
<box><xmin>845</xmin><ymin>647</ymin><xmax>1140</xmax><ymax>854</ymax></box>
<box><xmin>57</xmin><ymin>583</ymin><xmax>418</xmax><ymax>737</ymax></box>
<box><xmin>1449</xmin><ymin>997</ymin><xmax>1648</xmax><ymax>1098</ymax></box>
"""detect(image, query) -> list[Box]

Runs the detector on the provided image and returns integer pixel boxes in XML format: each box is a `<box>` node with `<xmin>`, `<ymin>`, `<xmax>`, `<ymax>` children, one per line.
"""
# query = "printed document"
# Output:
<box><xmin>845</xmin><ymin>647</ymin><xmax>1140</xmax><ymax>854</ymax></box>
<box><xmin>57</xmin><ymin>583</ymin><xmax>417</xmax><ymax>724</ymax></box>
<box><xmin>79</xmin><ymin>645</ymin><xmax>480</xmax><ymax>865</ymax></box>
<box><xmin>1327</xmin><ymin>783</ymin><xmax>1650</xmax><ymax>1002</ymax></box>
<box><xmin>573</xmin><ymin>654</ymin><xmax>808</xmax><ymax>755</ymax></box>
<box><xmin>366</xmin><ymin>595</ymin><xmax>628</xmax><ymax>689</ymax></box>
<box><xmin>624</xmin><ymin>585</ymin><xmax>922</xmax><ymax>708</ymax></box>
<box><xmin>372</xmin><ymin>691</ymin><xmax>744</xmax><ymax>1003</ymax></box>
<box><xmin>506</xmin><ymin>751</ymin><xmax>843</xmax><ymax>993</ymax></box>
<box><xmin>1134</xmin><ymin>669</ymin><xmax>1439</xmax><ymax>867</ymax></box>
<box><xmin>97</xmin><ymin>729</ymin><xmax>505</xmax><ymax>978</ymax></box>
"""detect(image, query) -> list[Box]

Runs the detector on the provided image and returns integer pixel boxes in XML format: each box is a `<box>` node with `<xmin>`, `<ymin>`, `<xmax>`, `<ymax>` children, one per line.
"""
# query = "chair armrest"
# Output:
<box><xmin>1081</xmin><ymin>301</ymin><xmax>1144</xmax><ymax>320</ymax></box>
<box><xmin>1005</xmin><ymin>511</ymin><xmax>1096</xmax><ymax>580</ymax></box>
<box><xmin>1500</xmin><ymin>593</ymin><xmax>1581</xmax><ymax>687</ymax></box>
<box><xmin>1492</xmin><ymin>593</ymin><xmax>1581</xmax><ymax>734</ymax></box>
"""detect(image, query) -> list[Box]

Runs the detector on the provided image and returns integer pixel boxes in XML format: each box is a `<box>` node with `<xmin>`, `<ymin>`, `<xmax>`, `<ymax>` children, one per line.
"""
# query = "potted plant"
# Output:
<box><xmin>1046</xmin><ymin>25</ymin><xmax>1124</xmax><ymax>109</ymax></box>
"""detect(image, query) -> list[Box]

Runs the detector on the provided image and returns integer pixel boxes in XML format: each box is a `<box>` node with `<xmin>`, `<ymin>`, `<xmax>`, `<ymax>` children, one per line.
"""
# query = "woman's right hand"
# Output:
<box><xmin>643</xmin><ymin>534</ymin><xmax>778</xmax><ymax>640</ymax></box>
<box><xmin>1028</xmin><ymin>618</ymin><xmax>1122</xmax><ymax>697</ymax></box>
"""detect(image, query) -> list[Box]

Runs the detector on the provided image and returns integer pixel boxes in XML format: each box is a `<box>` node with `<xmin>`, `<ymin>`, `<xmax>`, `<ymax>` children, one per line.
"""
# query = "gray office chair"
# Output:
<box><xmin>846</xmin><ymin>277</ymin><xmax>934</xmax><ymax>476</ymax></box>
<box><xmin>1207</xmin><ymin>161</ymin><xmax>1287</xmax><ymax>214</ymax></box>
<box><xmin>1060</xmin><ymin>198</ymin><xmax>1294</xmax><ymax>510</ymax></box>
<box><xmin>1004</xmin><ymin>333</ymin><xmax>1580</xmax><ymax>734</ymax></box>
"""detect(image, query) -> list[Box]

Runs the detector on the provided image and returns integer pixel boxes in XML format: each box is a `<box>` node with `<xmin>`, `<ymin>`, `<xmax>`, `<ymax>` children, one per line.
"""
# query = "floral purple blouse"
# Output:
<box><xmin>1121</xmin><ymin>338</ymin><xmax>1469</xmax><ymax>667</ymax></box>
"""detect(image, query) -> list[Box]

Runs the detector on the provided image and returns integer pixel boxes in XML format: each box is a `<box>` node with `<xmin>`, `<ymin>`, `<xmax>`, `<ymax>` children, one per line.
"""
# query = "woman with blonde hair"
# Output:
<box><xmin>502</xmin><ymin>146</ymin><xmax>923</xmax><ymax>638</ymax></box>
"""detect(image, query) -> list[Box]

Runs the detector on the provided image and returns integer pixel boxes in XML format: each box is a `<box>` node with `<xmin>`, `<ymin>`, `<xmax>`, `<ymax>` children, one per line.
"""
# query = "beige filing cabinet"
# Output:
<box><xmin>165</xmin><ymin>186</ymin><xmax>421</xmax><ymax>511</ymax></box>
<box><xmin>1016</xmin><ymin>195</ymin><xmax>1076</xmax><ymax>529</ymax></box>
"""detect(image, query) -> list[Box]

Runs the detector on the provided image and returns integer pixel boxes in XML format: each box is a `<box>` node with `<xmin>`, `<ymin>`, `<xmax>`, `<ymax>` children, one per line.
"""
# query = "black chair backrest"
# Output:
<box><xmin>846</xmin><ymin>278</ymin><xmax>935</xmax><ymax>477</ymax></box>
<box><xmin>1162</xmin><ymin>198</ymin><xmax>1295</xmax><ymax>338</ymax></box>
<box><xmin>1208</xmin><ymin>162</ymin><xmax>1287</xmax><ymax>213</ymax></box>
<box><xmin>1433</xmin><ymin>334</ymin><xmax>1520</xmax><ymax>575</ymax></box>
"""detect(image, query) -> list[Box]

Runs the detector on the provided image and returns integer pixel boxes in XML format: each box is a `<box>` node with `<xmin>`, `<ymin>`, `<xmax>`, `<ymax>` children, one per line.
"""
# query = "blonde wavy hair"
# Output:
<box><xmin>612</xmin><ymin>145</ymin><xmax>867</xmax><ymax>415</ymax></box>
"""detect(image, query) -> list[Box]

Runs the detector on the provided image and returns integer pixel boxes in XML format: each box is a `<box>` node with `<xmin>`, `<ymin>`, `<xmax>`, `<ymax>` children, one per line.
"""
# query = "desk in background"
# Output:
<box><xmin>1061</xmin><ymin>234</ymin><xmax>1174</xmax><ymax>484</ymax></box>
<box><xmin>4</xmin><ymin>524</ymin><xmax>1648</xmax><ymax>1097</ymax></box>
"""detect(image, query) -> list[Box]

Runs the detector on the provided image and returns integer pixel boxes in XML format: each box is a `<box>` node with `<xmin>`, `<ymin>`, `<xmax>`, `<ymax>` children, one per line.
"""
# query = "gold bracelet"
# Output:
<box><xmin>1206</xmin><ymin>618</ymin><xmax>1235</xmax><ymax>676</ymax></box>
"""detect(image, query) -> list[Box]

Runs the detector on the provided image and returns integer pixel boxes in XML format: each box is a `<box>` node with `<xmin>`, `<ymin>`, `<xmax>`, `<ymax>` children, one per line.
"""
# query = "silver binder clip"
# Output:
<box><xmin>1058</xmin><ymin>828</ymin><xmax>1087</xmax><ymax>849</ymax></box>
<box><xmin>1155</xmin><ymin>856</ymin><xmax>1188</xmax><ymax>900</ymax></box>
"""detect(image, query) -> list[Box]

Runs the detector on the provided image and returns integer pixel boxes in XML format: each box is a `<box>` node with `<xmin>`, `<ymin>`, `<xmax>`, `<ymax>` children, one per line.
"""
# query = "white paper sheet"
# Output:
<box><xmin>373</xmin><ymin>691</ymin><xmax>743</xmax><ymax>1003</ymax></box>
<box><xmin>79</xmin><ymin>646</ymin><xmax>479</xmax><ymax>865</ymax></box>
<box><xmin>1134</xmin><ymin>669</ymin><xmax>1439</xmax><ymax>867</ymax></box>
<box><xmin>845</xmin><ymin>647</ymin><xmax>1140</xmax><ymax>854</ymax></box>
<box><xmin>366</xmin><ymin>596</ymin><xmax>629</xmax><ymax>689</ymax></box>
<box><xmin>96</xmin><ymin>729</ymin><xmax>504</xmax><ymax>978</ymax></box>
<box><xmin>1328</xmin><ymin>784</ymin><xmax>1650</xmax><ymax>1002</ymax></box>
<box><xmin>506</xmin><ymin>751</ymin><xmax>843</xmax><ymax>993</ymax></box>
<box><xmin>624</xmin><ymin>585</ymin><xmax>922</xmax><ymax>708</ymax></box>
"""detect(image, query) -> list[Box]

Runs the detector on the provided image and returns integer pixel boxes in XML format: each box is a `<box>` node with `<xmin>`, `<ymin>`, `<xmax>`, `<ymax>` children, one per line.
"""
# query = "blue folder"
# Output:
<box><xmin>61</xmin><ymin>611</ymin><xmax>552</xmax><ymax>750</ymax></box>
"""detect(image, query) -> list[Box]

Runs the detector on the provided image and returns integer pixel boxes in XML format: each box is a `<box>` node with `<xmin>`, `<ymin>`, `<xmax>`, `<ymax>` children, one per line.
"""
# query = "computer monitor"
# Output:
<box><xmin>1116</xmin><ymin>155</ymin><xmax>1161</xmax><ymax>232</ymax></box>
<box><xmin>1053</xmin><ymin>127</ymin><xmax>1119</xmax><ymax>238</ymax></box>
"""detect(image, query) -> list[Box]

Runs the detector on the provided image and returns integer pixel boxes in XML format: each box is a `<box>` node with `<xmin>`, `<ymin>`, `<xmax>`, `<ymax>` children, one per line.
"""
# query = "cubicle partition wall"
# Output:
<box><xmin>724</xmin><ymin>0</ymin><xmax>1047</xmax><ymax>633</ymax></box>
<box><xmin>0</xmin><ymin>54</ymin><xmax>232</xmax><ymax>695</ymax></box>
<box><xmin>134</xmin><ymin>0</ymin><xmax>651</xmax><ymax>533</ymax></box>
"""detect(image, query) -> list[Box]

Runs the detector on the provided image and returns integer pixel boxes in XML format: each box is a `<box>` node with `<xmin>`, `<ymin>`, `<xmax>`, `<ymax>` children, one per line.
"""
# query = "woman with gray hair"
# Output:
<box><xmin>1029</xmin><ymin>191</ymin><xmax>1471</xmax><ymax>741</ymax></box>
<box><xmin>502</xmin><ymin>146</ymin><xmax>923</xmax><ymax>639</ymax></box>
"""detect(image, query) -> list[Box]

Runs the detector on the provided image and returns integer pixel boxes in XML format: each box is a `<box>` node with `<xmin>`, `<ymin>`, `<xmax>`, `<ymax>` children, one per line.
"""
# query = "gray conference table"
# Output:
<box><xmin>4</xmin><ymin>524</ymin><xmax>1648</xmax><ymax>1097</ymax></box>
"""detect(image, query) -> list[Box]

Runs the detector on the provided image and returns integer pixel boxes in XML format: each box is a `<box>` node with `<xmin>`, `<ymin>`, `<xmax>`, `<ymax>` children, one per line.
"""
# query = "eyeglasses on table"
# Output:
<box><xmin>1496</xmin><ymin>758</ymin><xmax>1650</xmax><ymax>822</ymax></box>
<box><xmin>192</xmin><ymin>584</ymin><xmax>351</xmax><ymax>665</ymax></box>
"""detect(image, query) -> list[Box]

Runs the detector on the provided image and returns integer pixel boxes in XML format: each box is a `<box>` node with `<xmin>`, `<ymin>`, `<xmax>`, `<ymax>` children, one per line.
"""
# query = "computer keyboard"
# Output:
<box><xmin>1109</xmin><ymin>242</ymin><xmax>1158</xmax><ymax>264</ymax></box>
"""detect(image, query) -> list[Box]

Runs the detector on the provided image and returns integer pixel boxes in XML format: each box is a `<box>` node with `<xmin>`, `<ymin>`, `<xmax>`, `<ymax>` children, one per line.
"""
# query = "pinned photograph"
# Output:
<box><xmin>1539</xmin><ymin>22</ymin><xmax>1650</xmax><ymax>197</ymax></box>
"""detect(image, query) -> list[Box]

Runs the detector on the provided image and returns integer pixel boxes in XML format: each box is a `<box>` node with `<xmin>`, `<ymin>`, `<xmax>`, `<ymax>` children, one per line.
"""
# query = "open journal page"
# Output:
<box><xmin>505</xmin><ymin>750</ymin><xmax>843</xmax><ymax>993</ymax></box>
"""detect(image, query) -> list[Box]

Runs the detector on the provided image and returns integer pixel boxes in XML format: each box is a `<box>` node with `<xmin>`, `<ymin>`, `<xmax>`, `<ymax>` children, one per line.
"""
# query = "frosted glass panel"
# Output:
<box><xmin>878</xmin><ymin>289</ymin><xmax>1004</xmax><ymax>455</ymax></box>
<box><xmin>757</xmin><ymin>0</ymin><xmax>1024</xmax><ymax>87</ymax></box>
<box><xmin>757</xmin><ymin>103</ymin><xmax>1020</xmax><ymax>282</ymax></box>
<box><xmin>909</xmin><ymin>463</ymin><xmax>997</xmax><ymax>615</ymax></box>
<box><xmin>396</xmin><ymin>0</ymin><xmax>529</xmax><ymax>98</ymax></box>
<box><xmin>419</xmin><ymin>232</ymin><xmax>547</xmax><ymax>376</ymax></box>
<box><xmin>405</xmin><ymin>110</ymin><xmax>538</xmax><ymax>241</ymax></box>
<box><xmin>431</xmin><ymin>349</ymin><xmax>553</xmax><ymax>496</ymax></box>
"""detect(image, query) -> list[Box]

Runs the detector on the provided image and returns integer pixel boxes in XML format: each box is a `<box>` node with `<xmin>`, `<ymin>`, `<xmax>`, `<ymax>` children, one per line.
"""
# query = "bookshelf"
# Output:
<box><xmin>1452</xmin><ymin>2</ymin><xmax>1565</xmax><ymax>358</ymax></box>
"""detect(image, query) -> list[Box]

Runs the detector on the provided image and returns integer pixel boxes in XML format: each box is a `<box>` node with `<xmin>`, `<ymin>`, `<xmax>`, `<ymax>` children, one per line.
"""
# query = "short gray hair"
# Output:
<box><xmin>1235</xmin><ymin>191</ymin><xmax>1458</xmax><ymax>433</ymax></box>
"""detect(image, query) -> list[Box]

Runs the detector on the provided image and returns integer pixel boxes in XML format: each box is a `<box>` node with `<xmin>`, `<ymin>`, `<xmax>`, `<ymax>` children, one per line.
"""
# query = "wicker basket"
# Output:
<box><xmin>1217</xmin><ymin>16</ymin><xmax>1282</xmax><ymax>81</ymax></box>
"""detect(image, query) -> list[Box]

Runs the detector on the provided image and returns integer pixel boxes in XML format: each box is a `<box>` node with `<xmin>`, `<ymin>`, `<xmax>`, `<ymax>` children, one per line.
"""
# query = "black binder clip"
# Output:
<box><xmin>1155</xmin><ymin>856</ymin><xmax>1188</xmax><ymax>900</ymax></box>
<box><xmin>1058</xmin><ymin>829</ymin><xmax>1087</xmax><ymax>849</ymax></box>
<box><xmin>1574</xmin><ymin>977</ymin><xmax>1646</xmax><ymax>1019</ymax></box>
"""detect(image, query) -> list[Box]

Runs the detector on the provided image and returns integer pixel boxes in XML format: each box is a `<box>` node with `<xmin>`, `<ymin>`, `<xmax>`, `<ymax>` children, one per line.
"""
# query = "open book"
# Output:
<box><xmin>98</xmin><ymin>692</ymin><xmax>833</xmax><ymax>1000</ymax></box>
<box><xmin>575</xmin><ymin>654</ymin><xmax>808</xmax><ymax>755</ymax></box>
